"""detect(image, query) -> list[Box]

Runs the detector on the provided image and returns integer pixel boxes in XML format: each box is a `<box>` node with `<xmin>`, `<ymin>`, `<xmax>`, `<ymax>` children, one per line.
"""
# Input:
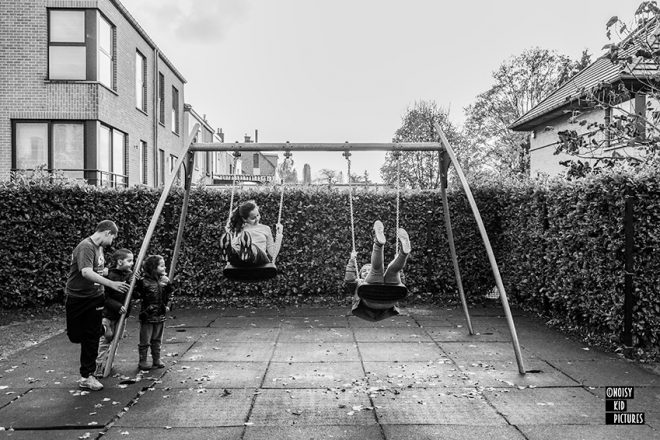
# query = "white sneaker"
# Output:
<box><xmin>79</xmin><ymin>375</ymin><xmax>103</xmax><ymax>391</ymax></box>
<box><xmin>373</xmin><ymin>220</ymin><xmax>386</xmax><ymax>245</ymax></box>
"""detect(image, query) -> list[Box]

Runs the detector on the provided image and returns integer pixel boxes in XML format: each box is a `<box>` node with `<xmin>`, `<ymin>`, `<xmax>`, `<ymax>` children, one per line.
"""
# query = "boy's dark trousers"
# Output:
<box><xmin>66</xmin><ymin>295</ymin><xmax>104</xmax><ymax>377</ymax></box>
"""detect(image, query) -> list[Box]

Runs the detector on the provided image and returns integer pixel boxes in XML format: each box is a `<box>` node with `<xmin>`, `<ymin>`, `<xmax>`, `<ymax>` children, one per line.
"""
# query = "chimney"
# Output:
<box><xmin>244</xmin><ymin>134</ymin><xmax>251</xmax><ymax>143</ymax></box>
<box><xmin>216</xmin><ymin>128</ymin><xmax>224</xmax><ymax>143</ymax></box>
<box><xmin>255</xmin><ymin>129</ymin><xmax>259</xmax><ymax>143</ymax></box>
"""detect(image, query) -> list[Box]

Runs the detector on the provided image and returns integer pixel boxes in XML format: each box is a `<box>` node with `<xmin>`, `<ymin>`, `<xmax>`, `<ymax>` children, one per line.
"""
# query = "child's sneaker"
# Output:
<box><xmin>397</xmin><ymin>228</ymin><xmax>411</xmax><ymax>254</ymax></box>
<box><xmin>238</xmin><ymin>231</ymin><xmax>254</xmax><ymax>262</ymax></box>
<box><xmin>373</xmin><ymin>220</ymin><xmax>386</xmax><ymax>245</ymax></box>
<box><xmin>79</xmin><ymin>375</ymin><xmax>103</xmax><ymax>391</ymax></box>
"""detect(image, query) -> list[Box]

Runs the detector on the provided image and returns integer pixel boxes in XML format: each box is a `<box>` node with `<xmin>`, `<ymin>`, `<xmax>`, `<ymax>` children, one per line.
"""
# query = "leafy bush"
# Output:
<box><xmin>1</xmin><ymin>170</ymin><xmax>658</xmax><ymax>353</ymax></box>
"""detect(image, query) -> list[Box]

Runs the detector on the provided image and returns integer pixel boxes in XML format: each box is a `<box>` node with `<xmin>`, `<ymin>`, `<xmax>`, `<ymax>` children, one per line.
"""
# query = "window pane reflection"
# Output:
<box><xmin>15</xmin><ymin>123</ymin><xmax>48</xmax><ymax>169</ymax></box>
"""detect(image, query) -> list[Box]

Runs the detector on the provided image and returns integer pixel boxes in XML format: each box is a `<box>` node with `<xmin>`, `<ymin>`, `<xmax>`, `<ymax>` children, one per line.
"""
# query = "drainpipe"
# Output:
<box><xmin>153</xmin><ymin>48</ymin><xmax>159</xmax><ymax>186</ymax></box>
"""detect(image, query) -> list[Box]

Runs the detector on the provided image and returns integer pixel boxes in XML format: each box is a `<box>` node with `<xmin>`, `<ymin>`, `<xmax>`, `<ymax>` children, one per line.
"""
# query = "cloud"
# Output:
<box><xmin>127</xmin><ymin>0</ymin><xmax>247</xmax><ymax>45</ymax></box>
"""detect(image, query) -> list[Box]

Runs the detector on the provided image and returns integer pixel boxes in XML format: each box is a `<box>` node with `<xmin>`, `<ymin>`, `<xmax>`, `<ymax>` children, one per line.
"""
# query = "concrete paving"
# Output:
<box><xmin>0</xmin><ymin>304</ymin><xmax>658</xmax><ymax>439</ymax></box>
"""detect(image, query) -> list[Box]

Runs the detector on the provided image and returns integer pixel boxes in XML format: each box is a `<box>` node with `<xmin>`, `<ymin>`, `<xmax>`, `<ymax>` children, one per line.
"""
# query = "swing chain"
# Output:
<box><xmin>226</xmin><ymin>151</ymin><xmax>241</xmax><ymax>232</ymax></box>
<box><xmin>393</xmin><ymin>150</ymin><xmax>401</xmax><ymax>254</ymax></box>
<box><xmin>277</xmin><ymin>150</ymin><xmax>293</xmax><ymax>225</ymax></box>
<box><xmin>343</xmin><ymin>149</ymin><xmax>358</xmax><ymax>273</ymax></box>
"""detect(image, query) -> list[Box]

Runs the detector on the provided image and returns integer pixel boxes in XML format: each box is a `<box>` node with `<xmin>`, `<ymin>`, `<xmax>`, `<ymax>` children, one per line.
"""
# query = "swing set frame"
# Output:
<box><xmin>103</xmin><ymin>122</ymin><xmax>527</xmax><ymax>376</ymax></box>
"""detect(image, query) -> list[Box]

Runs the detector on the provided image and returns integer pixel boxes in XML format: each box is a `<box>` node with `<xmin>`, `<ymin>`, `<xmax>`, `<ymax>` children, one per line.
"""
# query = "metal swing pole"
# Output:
<box><xmin>434</xmin><ymin>122</ymin><xmax>525</xmax><ymax>374</ymax></box>
<box><xmin>103</xmin><ymin>123</ymin><xmax>200</xmax><ymax>377</ymax></box>
<box><xmin>438</xmin><ymin>151</ymin><xmax>474</xmax><ymax>335</ymax></box>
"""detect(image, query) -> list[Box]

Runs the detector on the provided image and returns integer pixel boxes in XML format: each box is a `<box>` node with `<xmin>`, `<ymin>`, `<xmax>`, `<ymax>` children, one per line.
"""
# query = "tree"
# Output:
<box><xmin>465</xmin><ymin>47</ymin><xmax>591</xmax><ymax>177</ymax></box>
<box><xmin>318</xmin><ymin>168</ymin><xmax>340</xmax><ymax>185</ymax></box>
<box><xmin>381</xmin><ymin>101</ymin><xmax>467</xmax><ymax>189</ymax></box>
<box><xmin>554</xmin><ymin>2</ymin><xmax>660</xmax><ymax>177</ymax></box>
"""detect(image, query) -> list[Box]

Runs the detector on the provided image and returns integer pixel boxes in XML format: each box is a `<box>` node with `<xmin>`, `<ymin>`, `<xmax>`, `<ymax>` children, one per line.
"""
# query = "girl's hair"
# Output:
<box><xmin>142</xmin><ymin>255</ymin><xmax>164</xmax><ymax>280</ymax></box>
<box><xmin>229</xmin><ymin>200</ymin><xmax>257</xmax><ymax>233</ymax></box>
<box><xmin>113</xmin><ymin>248</ymin><xmax>133</xmax><ymax>262</ymax></box>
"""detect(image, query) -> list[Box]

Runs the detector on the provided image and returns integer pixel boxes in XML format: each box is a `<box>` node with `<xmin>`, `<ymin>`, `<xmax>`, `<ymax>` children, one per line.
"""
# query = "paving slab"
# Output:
<box><xmin>282</xmin><ymin>306</ymin><xmax>350</xmax><ymax>317</ymax></box>
<box><xmin>219</xmin><ymin>307</ymin><xmax>281</xmax><ymax>317</ymax></box>
<box><xmin>0</xmin><ymin>389</ymin><xmax>27</xmax><ymax>409</ymax></box>
<box><xmin>264</xmin><ymin>362</ymin><xmax>364</xmax><ymax>388</ymax></box>
<box><xmin>209</xmin><ymin>316</ymin><xmax>282</xmax><ymax>328</ymax></box>
<box><xmin>244</xmin><ymin>425</ymin><xmax>385</xmax><ymax>439</ymax></box>
<box><xmin>364</xmin><ymin>360</ymin><xmax>471</xmax><ymax>388</ymax></box>
<box><xmin>280</xmin><ymin>316</ymin><xmax>350</xmax><ymax>328</ymax></box>
<box><xmin>161</xmin><ymin>361</ymin><xmax>267</xmax><ymax>388</ymax></box>
<box><xmin>272</xmin><ymin>342</ymin><xmax>360</xmax><ymax>362</ymax></box>
<box><xmin>182</xmin><ymin>341</ymin><xmax>275</xmax><ymax>362</ymax></box>
<box><xmin>372</xmin><ymin>387</ymin><xmax>507</xmax><ymax>425</ymax></box>
<box><xmin>522</xmin><ymin>337</ymin><xmax>619</xmax><ymax>361</ymax></box>
<box><xmin>550</xmin><ymin>359</ymin><xmax>660</xmax><ymax>387</ymax></box>
<box><xmin>248</xmin><ymin>388</ymin><xmax>377</xmax><ymax>426</ymax></box>
<box><xmin>278</xmin><ymin>327</ymin><xmax>352</xmax><ymax>343</ymax></box>
<box><xmin>348</xmin><ymin>316</ymin><xmax>419</xmax><ymax>328</ymax></box>
<box><xmin>115</xmin><ymin>388</ymin><xmax>255</xmax><ymax>427</ymax></box>
<box><xmin>354</xmin><ymin>327</ymin><xmax>432</xmax><ymax>343</ymax></box>
<box><xmin>0</xmin><ymin>429</ymin><xmax>106</xmax><ymax>439</ymax></box>
<box><xmin>517</xmin><ymin>424</ymin><xmax>660</xmax><ymax>440</ymax></box>
<box><xmin>483</xmin><ymin>387</ymin><xmax>603</xmax><ymax>425</ymax></box>
<box><xmin>166</xmin><ymin>310</ymin><xmax>219</xmax><ymax>327</ymax></box>
<box><xmin>0</xmin><ymin>387</ymin><xmax>136</xmax><ymax>429</ymax></box>
<box><xmin>103</xmin><ymin>426</ymin><xmax>245</xmax><ymax>439</ymax></box>
<box><xmin>426</xmin><ymin>326</ymin><xmax>512</xmax><ymax>342</ymax></box>
<box><xmin>383</xmin><ymin>424</ymin><xmax>527</xmax><ymax>440</ymax></box>
<box><xmin>439</xmin><ymin>341</ymin><xmax>534</xmax><ymax>362</ymax></box>
<box><xmin>414</xmin><ymin>318</ymin><xmax>456</xmax><ymax>327</ymax></box>
<box><xmin>358</xmin><ymin>342</ymin><xmax>445</xmax><ymax>362</ymax></box>
<box><xmin>457</xmin><ymin>359</ymin><xmax>580</xmax><ymax>388</ymax></box>
<box><xmin>199</xmin><ymin>327</ymin><xmax>280</xmax><ymax>343</ymax></box>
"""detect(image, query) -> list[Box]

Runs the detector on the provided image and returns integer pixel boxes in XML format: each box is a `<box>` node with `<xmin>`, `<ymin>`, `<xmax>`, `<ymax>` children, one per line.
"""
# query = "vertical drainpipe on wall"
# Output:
<box><xmin>153</xmin><ymin>48</ymin><xmax>159</xmax><ymax>186</ymax></box>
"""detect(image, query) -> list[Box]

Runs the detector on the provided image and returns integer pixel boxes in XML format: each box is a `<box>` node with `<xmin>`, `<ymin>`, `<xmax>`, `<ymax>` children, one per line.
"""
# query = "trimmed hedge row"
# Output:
<box><xmin>0</xmin><ymin>171</ymin><xmax>658</xmax><ymax>351</ymax></box>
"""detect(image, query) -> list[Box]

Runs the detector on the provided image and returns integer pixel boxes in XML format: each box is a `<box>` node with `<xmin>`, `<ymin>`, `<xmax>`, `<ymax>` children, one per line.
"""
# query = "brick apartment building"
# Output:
<box><xmin>0</xmin><ymin>0</ymin><xmax>213</xmax><ymax>187</ymax></box>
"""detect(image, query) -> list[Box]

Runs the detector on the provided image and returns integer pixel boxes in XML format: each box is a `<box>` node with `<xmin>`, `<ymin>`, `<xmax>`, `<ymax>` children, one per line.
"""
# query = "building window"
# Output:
<box><xmin>48</xmin><ymin>9</ymin><xmax>115</xmax><ymax>88</ymax></box>
<box><xmin>253</xmin><ymin>153</ymin><xmax>259</xmax><ymax>169</ymax></box>
<box><xmin>97</xmin><ymin>13</ymin><xmax>114</xmax><ymax>89</ymax></box>
<box><xmin>48</xmin><ymin>10</ymin><xmax>86</xmax><ymax>80</ymax></box>
<box><xmin>158</xmin><ymin>149</ymin><xmax>165</xmax><ymax>185</ymax></box>
<box><xmin>158</xmin><ymin>72</ymin><xmax>165</xmax><ymax>124</ymax></box>
<box><xmin>171</xmin><ymin>86</ymin><xmax>179</xmax><ymax>134</ymax></box>
<box><xmin>138</xmin><ymin>140</ymin><xmax>147</xmax><ymax>185</ymax></box>
<box><xmin>135</xmin><ymin>51</ymin><xmax>147</xmax><ymax>112</ymax></box>
<box><xmin>13</xmin><ymin>121</ymin><xmax>84</xmax><ymax>180</ymax></box>
<box><xmin>169</xmin><ymin>154</ymin><xmax>177</xmax><ymax>172</ymax></box>
<box><xmin>98</xmin><ymin>124</ymin><xmax>126</xmax><ymax>187</ymax></box>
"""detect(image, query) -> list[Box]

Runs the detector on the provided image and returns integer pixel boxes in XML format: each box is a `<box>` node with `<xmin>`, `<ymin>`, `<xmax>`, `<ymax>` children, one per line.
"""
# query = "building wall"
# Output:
<box><xmin>0</xmin><ymin>0</ymin><xmax>186</xmax><ymax>186</ymax></box>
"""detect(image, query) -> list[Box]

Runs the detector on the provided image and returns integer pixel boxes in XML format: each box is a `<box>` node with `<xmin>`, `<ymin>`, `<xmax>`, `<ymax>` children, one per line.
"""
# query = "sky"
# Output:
<box><xmin>126</xmin><ymin>0</ymin><xmax>639</xmax><ymax>182</ymax></box>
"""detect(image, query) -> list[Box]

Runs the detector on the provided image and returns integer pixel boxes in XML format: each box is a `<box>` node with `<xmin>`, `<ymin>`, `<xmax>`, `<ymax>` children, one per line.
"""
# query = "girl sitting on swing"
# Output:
<box><xmin>220</xmin><ymin>200</ymin><xmax>283</xmax><ymax>266</ymax></box>
<box><xmin>344</xmin><ymin>220</ymin><xmax>411</xmax><ymax>321</ymax></box>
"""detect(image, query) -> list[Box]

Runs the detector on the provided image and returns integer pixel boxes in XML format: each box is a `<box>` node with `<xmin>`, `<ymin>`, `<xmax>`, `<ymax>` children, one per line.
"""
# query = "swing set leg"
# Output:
<box><xmin>436</xmin><ymin>122</ymin><xmax>526</xmax><ymax>375</ymax></box>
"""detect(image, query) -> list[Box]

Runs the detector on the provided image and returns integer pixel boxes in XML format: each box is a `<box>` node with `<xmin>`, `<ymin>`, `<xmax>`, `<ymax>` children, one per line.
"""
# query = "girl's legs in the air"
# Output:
<box><xmin>364</xmin><ymin>220</ymin><xmax>386</xmax><ymax>284</ymax></box>
<box><xmin>383</xmin><ymin>228</ymin><xmax>411</xmax><ymax>284</ymax></box>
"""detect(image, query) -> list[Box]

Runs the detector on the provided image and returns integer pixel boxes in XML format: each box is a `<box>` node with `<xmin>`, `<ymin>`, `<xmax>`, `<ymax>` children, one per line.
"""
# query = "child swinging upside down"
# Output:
<box><xmin>220</xmin><ymin>200</ymin><xmax>283</xmax><ymax>266</ymax></box>
<box><xmin>344</xmin><ymin>220</ymin><xmax>411</xmax><ymax>321</ymax></box>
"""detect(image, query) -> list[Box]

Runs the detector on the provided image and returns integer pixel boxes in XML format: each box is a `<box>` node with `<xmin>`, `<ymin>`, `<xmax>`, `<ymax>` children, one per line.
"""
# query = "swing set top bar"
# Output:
<box><xmin>189</xmin><ymin>142</ymin><xmax>444</xmax><ymax>153</ymax></box>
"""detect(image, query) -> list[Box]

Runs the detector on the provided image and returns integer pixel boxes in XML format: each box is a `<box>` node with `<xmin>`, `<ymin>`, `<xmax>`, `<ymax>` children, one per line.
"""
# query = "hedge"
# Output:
<box><xmin>0</xmin><ymin>171</ymin><xmax>658</xmax><ymax>352</ymax></box>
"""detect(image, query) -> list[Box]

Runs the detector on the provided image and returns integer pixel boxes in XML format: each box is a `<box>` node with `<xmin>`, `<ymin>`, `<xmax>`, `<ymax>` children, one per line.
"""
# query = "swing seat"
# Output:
<box><xmin>223</xmin><ymin>262</ymin><xmax>278</xmax><ymax>282</ymax></box>
<box><xmin>356</xmin><ymin>282</ymin><xmax>408</xmax><ymax>302</ymax></box>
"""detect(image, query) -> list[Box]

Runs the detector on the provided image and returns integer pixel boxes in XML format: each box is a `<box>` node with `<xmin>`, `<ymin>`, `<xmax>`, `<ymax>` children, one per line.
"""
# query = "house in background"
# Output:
<box><xmin>510</xmin><ymin>20</ymin><xmax>658</xmax><ymax>177</ymax></box>
<box><xmin>0</xmin><ymin>0</ymin><xmax>203</xmax><ymax>188</ymax></box>
<box><xmin>212</xmin><ymin>132</ymin><xmax>278</xmax><ymax>185</ymax></box>
<box><xmin>184</xmin><ymin>105</ymin><xmax>233</xmax><ymax>185</ymax></box>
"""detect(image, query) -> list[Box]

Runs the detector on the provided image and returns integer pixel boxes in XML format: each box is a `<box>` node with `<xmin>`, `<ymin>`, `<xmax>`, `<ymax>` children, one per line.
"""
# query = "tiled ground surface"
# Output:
<box><xmin>0</xmin><ymin>305</ymin><xmax>658</xmax><ymax>439</ymax></box>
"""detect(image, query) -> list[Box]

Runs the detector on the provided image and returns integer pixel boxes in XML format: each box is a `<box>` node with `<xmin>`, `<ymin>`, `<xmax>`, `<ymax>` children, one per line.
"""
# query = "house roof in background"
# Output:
<box><xmin>510</xmin><ymin>18</ymin><xmax>659</xmax><ymax>131</ymax></box>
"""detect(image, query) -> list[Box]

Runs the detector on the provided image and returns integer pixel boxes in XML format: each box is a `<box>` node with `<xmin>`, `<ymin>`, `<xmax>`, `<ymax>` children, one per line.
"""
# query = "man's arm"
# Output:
<box><xmin>81</xmin><ymin>267</ymin><xmax>129</xmax><ymax>293</ymax></box>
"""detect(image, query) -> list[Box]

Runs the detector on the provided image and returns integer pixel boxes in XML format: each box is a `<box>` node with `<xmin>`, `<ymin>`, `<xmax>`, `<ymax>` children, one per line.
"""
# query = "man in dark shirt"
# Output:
<box><xmin>65</xmin><ymin>220</ymin><xmax>129</xmax><ymax>391</ymax></box>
